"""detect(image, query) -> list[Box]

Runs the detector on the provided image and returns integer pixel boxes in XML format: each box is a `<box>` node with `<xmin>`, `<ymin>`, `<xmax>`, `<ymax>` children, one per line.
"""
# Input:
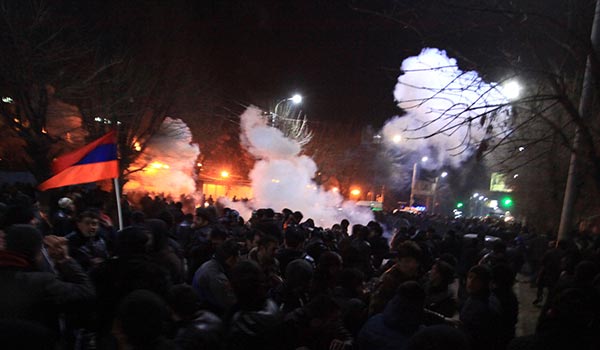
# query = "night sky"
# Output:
<box><xmin>194</xmin><ymin>0</ymin><xmax>419</xmax><ymax>126</ymax></box>
<box><xmin>71</xmin><ymin>0</ymin><xmax>428</xmax><ymax>127</ymax></box>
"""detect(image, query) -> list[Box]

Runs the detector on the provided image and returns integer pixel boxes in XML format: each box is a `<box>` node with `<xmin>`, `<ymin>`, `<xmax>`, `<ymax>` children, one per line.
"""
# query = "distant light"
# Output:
<box><xmin>440</xmin><ymin>171</ymin><xmax>448</xmax><ymax>178</ymax></box>
<box><xmin>220</xmin><ymin>170</ymin><xmax>229</xmax><ymax>178</ymax></box>
<box><xmin>271</xmin><ymin>179</ymin><xmax>280</xmax><ymax>183</ymax></box>
<box><xmin>513</xmin><ymin>174</ymin><xmax>519</xmax><ymax>178</ymax></box>
<box><xmin>484</xmin><ymin>197</ymin><xmax>488</xmax><ymax>201</ymax></box>
<box><xmin>2</xmin><ymin>96</ymin><xmax>13</xmax><ymax>103</ymax></box>
<box><xmin>291</xmin><ymin>94</ymin><xmax>302</xmax><ymax>104</ymax></box>
<box><xmin>421</xmin><ymin>156</ymin><xmax>429</xmax><ymax>162</ymax></box>
<box><xmin>134</xmin><ymin>142</ymin><xmax>141</xmax><ymax>152</ymax></box>
<box><xmin>332</xmin><ymin>187</ymin><xmax>339</xmax><ymax>192</ymax></box>
<box><xmin>518</xmin><ymin>146</ymin><xmax>525</xmax><ymax>152</ymax></box>
<box><xmin>350</xmin><ymin>189</ymin><xmax>361</xmax><ymax>196</ymax></box>
<box><xmin>197</xmin><ymin>162</ymin><xmax>202</xmax><ymax>167</ymax></box>
<box><xmin>473</xmin><ymin>192</ymin><xmax>479</xmax><ymax>198</ymax></box>
<box><xmin>456</xmin><ymin>202</ymin><xmax>464</xmax><ymax>208</ymax></box>
<box><xmin>502</xmin><ymin>80</ymin><xmax>522</xmax><ymax>100</ymax></box>
<box><xmin>392</xmin><ymin>135</ymin><xmax>402</xmax><ymax>143</ymax></box>
<box><xmin>479</xmin><ymin>195</ymin><xmax>484</xmax><ymax>200</ymax></box>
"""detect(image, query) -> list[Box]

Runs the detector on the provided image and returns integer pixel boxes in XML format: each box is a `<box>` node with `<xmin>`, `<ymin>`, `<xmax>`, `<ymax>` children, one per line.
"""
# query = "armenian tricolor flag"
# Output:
<box><xmin>38</xmin><ymin>131</ymin><xmax>119</xmax><ymax>191</ymax></box>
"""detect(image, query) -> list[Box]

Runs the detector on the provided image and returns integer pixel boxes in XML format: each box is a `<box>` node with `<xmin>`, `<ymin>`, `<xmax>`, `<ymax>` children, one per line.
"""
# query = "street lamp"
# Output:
<box><xmin>409</xmin><ymin>156</ymin><xmax>430</xmax><ymax>207</ymax></box>
<box><xmin>432</xmin><ymin>171</ymin><xmax>449</xmax><ymax>215</ymax></box>
<box><xmin>220</xmin><ymin>170</ymin><xmax>229</xmax><ymax>179</ymax></box>
<box><xmin>271</xmin><ymin>93</ymin><xmax>303</xmax><ymax>126</ymax></box>
<box><xmin>502</xmin><ymin>80</ymin><xmax>522</xmax><ymax>101</ymax></box>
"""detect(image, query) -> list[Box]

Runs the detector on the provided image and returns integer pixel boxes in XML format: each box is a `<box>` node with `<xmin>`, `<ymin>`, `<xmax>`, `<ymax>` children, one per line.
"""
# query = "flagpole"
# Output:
<box><xmin>113</xmin><ymin>122</ymin><xmax>124</xmax><ymax>231</ymax></box>
<box><xmin>113</xmin><ymin>177</ymin><xmax>124</xmax><ymax>230</ymax></box>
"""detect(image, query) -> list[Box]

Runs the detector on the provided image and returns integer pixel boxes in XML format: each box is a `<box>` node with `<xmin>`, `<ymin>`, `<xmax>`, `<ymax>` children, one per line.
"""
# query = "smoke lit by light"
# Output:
<box><xmin>222</xmin><ymin>106</ymin><xmax>373</xmax><ymax>227</ymax></box>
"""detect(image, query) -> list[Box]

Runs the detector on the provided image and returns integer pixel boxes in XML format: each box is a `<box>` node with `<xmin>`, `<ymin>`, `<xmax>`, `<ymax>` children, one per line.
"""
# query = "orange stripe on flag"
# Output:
<box><xmin>38</xmin><ymin>160</ymin><xmax>119</xmax><ymax>191</ymax></box>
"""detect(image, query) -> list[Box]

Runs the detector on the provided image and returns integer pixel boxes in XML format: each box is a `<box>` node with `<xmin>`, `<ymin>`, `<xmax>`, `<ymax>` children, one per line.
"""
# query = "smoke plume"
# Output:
<box><xmin>228</xmin><ymin>106</ymin><xmax>373</xmax><ymax>228</ymax></box>
<box><xmin>382</xmin><ymin>48</ymin><xmax>512</xmax><ymax>171</ymax></box>
<box><xmin>124</xmin><ymin>117</ymin><xmax>200</xmax><ymax>197</ymax></box>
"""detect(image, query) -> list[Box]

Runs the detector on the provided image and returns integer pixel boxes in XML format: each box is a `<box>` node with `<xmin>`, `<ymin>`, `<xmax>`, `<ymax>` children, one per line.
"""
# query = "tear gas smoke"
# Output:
<box><xmin>124</xmin><ymin>117</ymin><xmax>200</xmax><ymax>198</ymax></box>
<box><xmin>225</xmin><ymin>106</ymin><xmax>373</xmax><ymax>228</ymax></box>
<box><xmin>382</xmin><ymin>48</ymin><xmax>512</xmax><ymax>171</ymax></box>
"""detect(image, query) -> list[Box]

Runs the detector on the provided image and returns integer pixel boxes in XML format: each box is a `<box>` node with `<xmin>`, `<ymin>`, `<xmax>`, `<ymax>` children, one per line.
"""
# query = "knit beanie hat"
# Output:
<box><xmin>6</xmin><ymin>224</ymin><xmax>43</xmax><ymax>261</ymax></box>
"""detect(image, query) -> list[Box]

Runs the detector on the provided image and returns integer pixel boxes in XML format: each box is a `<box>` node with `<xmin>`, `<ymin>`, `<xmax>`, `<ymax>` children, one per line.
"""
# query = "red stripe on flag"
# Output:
<box><xmin>38</xmin><ymin>160</ymin><xmax>119</xmax><ymax>191</ymax></box>
<box><xmin>52</xmin><ymin>131</ymin><xmax>117</xmax><ymax>174</ymax></box>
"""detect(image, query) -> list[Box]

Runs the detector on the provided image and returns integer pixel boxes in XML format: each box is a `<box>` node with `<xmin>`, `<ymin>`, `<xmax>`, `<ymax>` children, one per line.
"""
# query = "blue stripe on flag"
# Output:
<box><xmin>75</xmin><ymin>144</ymin><xmax>117</xmax><ymax>165</ymax></box>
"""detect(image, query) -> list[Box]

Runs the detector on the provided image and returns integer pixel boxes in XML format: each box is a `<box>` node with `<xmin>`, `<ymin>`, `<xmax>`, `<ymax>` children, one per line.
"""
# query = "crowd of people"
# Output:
<box><xmin>1</xmin><ymin>185</ymin><xmax>599</xmax><ymax>350</ymax></box>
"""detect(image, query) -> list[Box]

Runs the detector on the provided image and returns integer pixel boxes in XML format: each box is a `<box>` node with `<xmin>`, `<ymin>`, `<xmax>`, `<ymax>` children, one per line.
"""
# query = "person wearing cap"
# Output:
<box><xmin>369</xmin><ymin>241</ymin><xmax>422</xmax><ymax>316</ymax></box>
<box><xmin>0</xmin><ymin>224</ymin><xmax>95</xmax><ymax>336</ymax></box>
<box><xmin>52</xmin><ymin>197</ymin><xmax>76</xmax><ymax>236</ymax></box>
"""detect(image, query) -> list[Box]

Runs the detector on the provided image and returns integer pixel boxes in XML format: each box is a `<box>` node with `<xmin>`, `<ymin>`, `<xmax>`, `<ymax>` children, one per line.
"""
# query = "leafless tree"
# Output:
<box><xmin>351</xmin><ymin>0</ymin><xmax>600</xmax><ymax>225</ymax></box>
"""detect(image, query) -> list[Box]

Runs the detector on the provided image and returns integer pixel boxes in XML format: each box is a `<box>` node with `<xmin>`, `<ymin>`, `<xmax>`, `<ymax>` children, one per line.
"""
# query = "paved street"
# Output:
<box><xmin>515</xmin><ymin>274</ymin><xmax>541</xmax><ymax>336</ymax></box>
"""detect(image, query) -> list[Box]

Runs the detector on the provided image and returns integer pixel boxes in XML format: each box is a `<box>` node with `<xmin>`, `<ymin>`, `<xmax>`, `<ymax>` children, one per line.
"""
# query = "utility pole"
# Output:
<box><xmin>557</xmin><ymin>0</ymin><xmax>600</xmax><ymax>242</ymax></box>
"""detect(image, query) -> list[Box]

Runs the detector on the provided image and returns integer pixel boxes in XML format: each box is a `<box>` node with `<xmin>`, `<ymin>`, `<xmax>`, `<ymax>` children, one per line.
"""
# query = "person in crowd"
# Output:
<box><xmin>177</xmin><ymin>207</ymin><xmax>215</xmax><ymax>256</ymax></box>
<box><xmin>248</xmin><ymin>234</ymin><xmax>282</xmax><ymax>288</ymax></box>
<box><xmin>112</xmin><ymin>289</ymin><xmax>176</xmax><ymax>350</ymax></box>
<box><xmin>271</xmin><ymin>258</ymin><xmax>313</xmax><ymax>313</ymax></box>
<box><xmin>509</xmin><ymin>287</ymin><xmax>599</xmax><ymax>350</ymax></box>
<box><xmin>479</xmin><ymin>240</ymin><xmax>509</xmax><ymax>267</ymax></box>
<box><xmin>52</xmin><ymin>197</ymin><xmax>76</xmax><ymax>236</ymax></box>
<box><xmin>460</xmin><ymin>264</ymin><xmax>501</xmax><ymax>350</ymax></box>
<box><xmin>533</xmin><ymin>240</ymin><xmax>567</xmax><ymax>305</ymax></box>
<box><xmin>283</xmin><ymin>294</ymin><xmax>352</xmax><ymax>350</ymax></box>
<box><xmin>166</xmin><ymin>284</ymin><xmax>223</xmax><ymax>350</ymax></box>
<box><xmin>343</xmin><ymin>224</ymin><xmax>375</xmax><ymax>278</ymax></box>
<box><xmin>491</xmin><ymin>263</ymin><xmax>519</xmax><ymax>349</ymax></box>
<box><xmin>424</xmin><ymin>260</ymin><xmax>457</xmax><ymax>320</ymax></box>
<box><xmin>0</xmin><ymin>225</ymin><xmax>95</xmax><ymax>338</ymax></box>
<box><xmin>357</xmin><ymin>281</ymin><xmax>426</xmax><ymax>350</ymax></box>
<box><xmin>65</xmin><ymin>210</ymin><xmax>109</xmax><ymax>272</ymax></box>
<box><xmin>226</xmin><ymin>260</ymin><xmax>283</xmax><ymax>350</ymax></box>
<box><xmin>146</xmin><ymin>218</ymin><xmax>185</xmax><ymax>283</ymax></box>
<box><xmin>333</xmin><ymin>268</ymin><xmax>369</xmax><ymax>337</ymax></box>
<box><xmin>367</xmin><ymin>221</ymin><xmax>390</xmax><ymax>270</ymax></box>
<box><xmin>252</xmin><ymin>208</ymin><xmax>283</xmax><ymax>243</ymax></box>
<box><xmin>311</xmin><ymin>251</ymin><xmax>344</xmax><ymax>297</ymax></box>
<box><xmin>192</xmin><ymin>238</ymin><xmax>240</xmax><ymax>316</ymax></box>
<box><xmin>276</xmin><ymin>225</ymin><xmax>306</xmax><ymax>275</ymax></box>
<box><xmin>91</xmin><ymin>225</ymin><xmax>172</xmax><ymax>344</ymax></box>
<box><xmin>369</xmin><ymin>241</ymin><xmax>422</xmax><ymax>315</ymax></box>
<box><xmin>187</xmin><ymin>225</ymin><xmax>228</xmax><ymax>282</ymax></box>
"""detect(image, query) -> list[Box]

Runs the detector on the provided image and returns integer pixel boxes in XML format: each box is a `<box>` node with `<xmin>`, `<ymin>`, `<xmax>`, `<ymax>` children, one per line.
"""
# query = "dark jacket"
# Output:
<box><xmin>460</xmin><ymin>293</ymin><xmax>501</xmax><ymax>350</ymax></box>
<box><xmin>226</xmin><ymin>299</ymin><xmax>283</xmax><ymax>350</ymax></box>
<box><xmin>357</xmin><ymin>293</ymin><xmax>424</xmax><ymax>350</ymax></box>
<box><xmin>65</xmin><ymin>231</ymin><xmax>109</xmax><ymax>272</ymax></box>
<box><xmin>90</xmin><ymin>255</ymin><xmax>171</xmax><ymax>335</ymax></box>
<box><xmin>192</xmin><ymin>258</ymin><xmax>236</xmax><ymax>315</ymax></box>
<box><xmin>424</xmin><ymin>285</ymin><xmax>457</xmax><ymax>319</ymax></box>
<box><xmin>173</xmin><ymin>310</ymin><xmax>223</xmax><ymax>350</ymax></box>
<box><xmin>369</xmin><ymin>264</ymin><xmax>415</xmax><ymax>315</ymax></box>
<box><xmin>0</xmin><ymin>251</ymin><xmax>95</xmax><ymax>334</ymax></box>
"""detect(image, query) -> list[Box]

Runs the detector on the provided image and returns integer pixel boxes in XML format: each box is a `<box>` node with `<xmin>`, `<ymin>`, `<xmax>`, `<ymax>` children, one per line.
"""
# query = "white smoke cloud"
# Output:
<box><xmin>383</xmin><ymin>48</ymin><xmax>512</xmax><ymax>169</ymax></box>
<box><xmin>124</xmin><ymin>117</ymin><xmax>200</xmax><ymax>197</ymax></box>
<box><xmin>233</xmin><ymin>106</ymin><xmax>373</xmax><ymax>228</ymax></box>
